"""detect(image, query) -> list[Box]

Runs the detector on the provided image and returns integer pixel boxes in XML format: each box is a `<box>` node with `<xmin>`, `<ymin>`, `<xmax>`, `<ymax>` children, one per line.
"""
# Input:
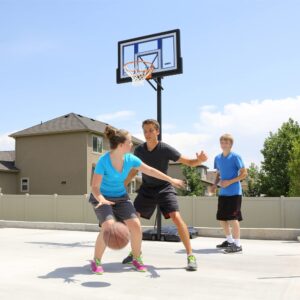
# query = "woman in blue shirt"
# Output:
<box><xmin>89</xmin><ymin>125</ymin><xmax>185</xmax><ymax>274</ymax></box>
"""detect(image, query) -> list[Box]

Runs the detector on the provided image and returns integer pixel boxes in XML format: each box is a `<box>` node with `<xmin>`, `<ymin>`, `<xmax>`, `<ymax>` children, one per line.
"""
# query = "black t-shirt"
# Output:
<box><xmin>134</xmin><ymin>142</ymin><xmax>181</xmax><ymax>187</ymax></box>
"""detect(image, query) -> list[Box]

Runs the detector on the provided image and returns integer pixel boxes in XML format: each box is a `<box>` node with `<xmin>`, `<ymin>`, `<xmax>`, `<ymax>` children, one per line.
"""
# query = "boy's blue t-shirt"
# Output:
<box><xmin>94</xmin><ymin>152</ymin><xmax>142</xmax><ymax>198</ymax></box>
<box><xmin>214</xmin><ymin>152</ymin><xmax>245</xmax><ymax>196</ymax></box>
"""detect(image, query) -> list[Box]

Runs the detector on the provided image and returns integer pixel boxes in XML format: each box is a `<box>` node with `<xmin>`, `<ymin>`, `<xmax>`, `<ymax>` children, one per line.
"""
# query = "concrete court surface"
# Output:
<box><xmin>0</xmin><ymin>228</ymin><xmax>299</xmax><ymax>300</ymax></box>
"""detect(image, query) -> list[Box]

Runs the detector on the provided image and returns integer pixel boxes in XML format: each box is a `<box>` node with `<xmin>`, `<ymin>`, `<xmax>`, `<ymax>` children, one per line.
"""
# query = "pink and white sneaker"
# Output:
<box><xmin>91</xmin><ymin>258</ymin><xmax>104</xmax><ymax>275</ymax></box>
<box><xmin>132</xmin><ymin>256</ymin><xmax>147</xmax><ymax>272</ymax></box>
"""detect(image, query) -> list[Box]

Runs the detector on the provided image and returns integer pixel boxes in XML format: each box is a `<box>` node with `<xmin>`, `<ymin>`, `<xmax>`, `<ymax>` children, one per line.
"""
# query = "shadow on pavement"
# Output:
<box><xmin>27</xmin><ymin>241</ymin><xmax>94</xmax><ymax>248</ymax></box>
<box><xmin>38</xmin><ymin>264</ymin><xmax>93</xmax><ymax>283</ymax></box>
<box><xmin>81</xmin><ymin>281</ymin><xmax>111</xmax><ymax>288</ymax></box>
<box><xmin>176</xmin><ymin>248</ymin><xmax>222</xmax><ymax>254</ymax></box>
<box><xmin>257</xmin><ymin>275</ymin><xmax>300</xmax><ymax>280</ymax></box>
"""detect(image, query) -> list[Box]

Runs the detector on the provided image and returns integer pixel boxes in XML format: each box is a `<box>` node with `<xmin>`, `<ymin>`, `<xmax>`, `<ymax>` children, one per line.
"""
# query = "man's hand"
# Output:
<box><xmin>170</xmin><ymin>178</ymin><xmax>186</xmax><ymax>189</ymax></box>
<box><xmin>196</xmin><ymin>151</ymin><xmax>208</xmax><ymax>164</ymax></box>
<box><xmin>219</xmin><ymin>180</ymin><xmax>232</xmax><ymax>188</ymax></box>
<box><xmin>210</xmin><ymin>184</ymin><xmax>218</xmax><ymax>193</ymax></box>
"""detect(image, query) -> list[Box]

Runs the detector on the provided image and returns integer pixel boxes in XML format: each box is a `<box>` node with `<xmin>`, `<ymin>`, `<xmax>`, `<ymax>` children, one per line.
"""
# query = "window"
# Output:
<box><xmin>93</xmin><ymin>136</ymin><xmax>103</xmax><ymax>153</ymax></box>
<box><xmin>21</xmin><ymin>178</ymin><xmax>29</xmax><ymax>193</ymax></box>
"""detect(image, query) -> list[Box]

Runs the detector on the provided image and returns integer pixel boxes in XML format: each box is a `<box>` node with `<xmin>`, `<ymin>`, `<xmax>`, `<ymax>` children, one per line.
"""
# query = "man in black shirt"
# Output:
<box><xmin>123</xmin><ymin>119</ymin><xmax>208</xmax><ymax>271</ymax></box>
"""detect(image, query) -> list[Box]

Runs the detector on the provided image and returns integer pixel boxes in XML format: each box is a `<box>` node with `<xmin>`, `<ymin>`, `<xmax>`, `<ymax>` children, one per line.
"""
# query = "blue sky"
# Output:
<box><xmin>1</xmin><ymin>0</ymin><xmax>300</xmax><ymax>167</ymax></box>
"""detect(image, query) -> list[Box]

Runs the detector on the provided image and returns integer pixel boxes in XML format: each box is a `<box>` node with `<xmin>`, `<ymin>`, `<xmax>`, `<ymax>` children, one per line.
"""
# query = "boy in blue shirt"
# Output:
<box><xmin>212</xmin><ymin>134</ymin><xmax>247</xmax><ymax>253</ymax></box>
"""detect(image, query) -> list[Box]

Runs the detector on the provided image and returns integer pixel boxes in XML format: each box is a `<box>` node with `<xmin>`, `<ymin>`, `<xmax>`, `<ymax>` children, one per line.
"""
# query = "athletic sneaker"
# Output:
<box><xmin>91</xmin><ymin>258</ymin><xmax>104</xmax><ymax>274</ymax></box>
<box><xmin>132</xmin><ymin>256</ymin><xmax>147</xmax><ymax>272</ymax></box>
<box><xmin>186</xmin><ymin>255</ymin><xmax>197</xmax><ymax>271</ymax></box>
<box><xmin>216</xmin><ymin>240</ymin><xmax>234</xmax><ymax>249</ymax></box>
<box><xmin>122</xmin><ymin>251</ymin><xmax>133</xmax><ymax>264</ymax></box>
<box><xmin>224</xmin><ymin>243</ymin><xmax>243</xmax><ymax>254</ymax></box>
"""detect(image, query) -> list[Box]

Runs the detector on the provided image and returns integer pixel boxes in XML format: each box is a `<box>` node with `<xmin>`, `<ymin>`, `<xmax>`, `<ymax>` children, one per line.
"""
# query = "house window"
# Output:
<box><xmin>21</xmin><ymin>178</ymin><xmax>29</xmax><ymax>193</ymax></box>
<box><xmin>93</xmin><ymin>136</ymin><xmax>103</xmax><ymax>153</ymax></box>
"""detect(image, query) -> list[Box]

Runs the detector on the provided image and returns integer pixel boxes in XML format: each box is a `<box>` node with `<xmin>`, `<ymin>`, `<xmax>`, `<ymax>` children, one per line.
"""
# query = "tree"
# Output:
<box><xmin>288</xmin><ymin>138</ymin><xmax>300</xmax><ymax>196</ymax></box>
<box><xmin>178</xmin><ymin>165</ymin><xmax>205</xmax><ymax>196</ymax></box>
<box><xmin>260</xmin><ymin>118</ymin><xmax>300</xmax><ymax>196</ymax></box>
<box><xmin>245</xmin><ymin>163</ymin><xmax>261</xmax><ymax>197</ymax></box>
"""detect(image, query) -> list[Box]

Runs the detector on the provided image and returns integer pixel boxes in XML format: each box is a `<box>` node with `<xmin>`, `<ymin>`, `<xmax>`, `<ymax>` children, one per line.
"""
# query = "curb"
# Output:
<box><xmin>1</xmin><ymin>220</ymin><xmax>300</xmax><ymax>241</ymax></box>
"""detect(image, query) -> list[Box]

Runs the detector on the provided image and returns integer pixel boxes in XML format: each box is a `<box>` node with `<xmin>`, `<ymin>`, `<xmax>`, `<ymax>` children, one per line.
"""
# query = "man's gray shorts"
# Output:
<box><xmin>89</xmin><ymin>193</ymin><xmax>138</xmax><ymax>226</ymax></box>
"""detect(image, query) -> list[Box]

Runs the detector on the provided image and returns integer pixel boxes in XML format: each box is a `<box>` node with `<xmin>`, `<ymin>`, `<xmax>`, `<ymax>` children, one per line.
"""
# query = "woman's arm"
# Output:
<box><xmin>91</xmin><ymin>173</ymin><xmax>115</xmax><ymax>206</ymax></box>
<box><xmin>136</xmin><ymin>163</ymin><xmax>186</xmax><ymax>189</ymax></box>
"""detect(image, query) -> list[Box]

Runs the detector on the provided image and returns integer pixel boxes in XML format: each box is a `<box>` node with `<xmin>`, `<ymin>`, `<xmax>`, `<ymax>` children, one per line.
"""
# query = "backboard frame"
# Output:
<box><xmin>116</xmin><ymin>29</ymin><xmax>183</xmax><ymax>84</ymax></box>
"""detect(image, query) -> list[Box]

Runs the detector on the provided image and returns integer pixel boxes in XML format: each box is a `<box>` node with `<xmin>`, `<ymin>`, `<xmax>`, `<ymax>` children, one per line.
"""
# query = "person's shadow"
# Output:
<box><xmin>38</xmin><ymin>263</ymin><xmax>111</xmax><ymax>287</ymax></box>
<box><xmin>38</xmin><ymin>261</ymin><xmax>184</xmax><ymax>283</ymax></box>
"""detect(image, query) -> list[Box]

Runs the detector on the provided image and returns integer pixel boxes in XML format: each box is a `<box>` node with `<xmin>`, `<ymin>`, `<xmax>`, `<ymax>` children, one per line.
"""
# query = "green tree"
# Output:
<box><xmin>178</xmin><ymin>165</ymin><xmax>205</xmax><ymax>196</ymax></box>
<box><xmin>260</xmin><ymin>118</ymin><xmax>300</xmax><ymax>196</ymax></box>
<box><xmin>245</xmin><ymin>163</ymin><xmax>261</xmax><ymax>197</ymax></box>
<box><xmin>288</xmin><ymin>138</ymin><xmax>300</xmax><ymax>196</ymax></box>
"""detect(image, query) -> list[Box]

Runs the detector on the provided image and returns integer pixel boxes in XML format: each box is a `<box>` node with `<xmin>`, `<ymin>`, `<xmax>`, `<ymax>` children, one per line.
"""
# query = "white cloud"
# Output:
<box><xmin>0</xmin><ymin>133</ymin><xmax>15</xmax><ymax>151</ymax></box>
<box><xmin>141</xmin><ymin>96</ymin><xmax>300</xmax><ymax>169</ymax></box>
<box><xmin>97</xmin><ymin>110</ymin><xmax>136</xmax><ymax>122</ymax></box>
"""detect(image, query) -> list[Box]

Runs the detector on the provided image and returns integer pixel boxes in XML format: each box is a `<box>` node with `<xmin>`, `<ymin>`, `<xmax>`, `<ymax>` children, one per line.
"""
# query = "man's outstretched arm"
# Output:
<box><xmin>177</xmin><ymin>151</ymin><xmax>208</xmax><ymax>167</ymax></box>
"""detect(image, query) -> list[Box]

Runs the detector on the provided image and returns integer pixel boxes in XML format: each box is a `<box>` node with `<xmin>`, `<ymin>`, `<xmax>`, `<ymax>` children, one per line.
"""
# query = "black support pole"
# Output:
<box><xmin>156</xmin><ymin>77</ymin><xmax>162</xmax><ymax>240</ymax></box>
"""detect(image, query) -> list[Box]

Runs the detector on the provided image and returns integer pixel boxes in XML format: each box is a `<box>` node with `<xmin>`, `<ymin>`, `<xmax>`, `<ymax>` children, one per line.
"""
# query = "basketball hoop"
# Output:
<box><xmin>123</xmin><ymin>60</ymin><xmax>154</xmax><ymax>86</ymax></box>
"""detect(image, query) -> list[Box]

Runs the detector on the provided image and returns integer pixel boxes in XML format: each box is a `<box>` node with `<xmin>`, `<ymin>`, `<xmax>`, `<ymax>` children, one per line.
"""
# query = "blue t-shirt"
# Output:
<box><xmin>214</xmin><ymin>152</ymin><xmax>245</xmax><ymax>196</ymax></box>
<box><xmin>94</xmin><ymin>152</ymin><xmax>142</xmax><ymax>198</ymax></box>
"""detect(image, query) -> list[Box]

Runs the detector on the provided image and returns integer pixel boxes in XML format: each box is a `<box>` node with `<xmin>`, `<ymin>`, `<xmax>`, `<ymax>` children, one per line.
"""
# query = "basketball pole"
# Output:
<box><xmin>156</xmin><ymin>76</ymin><xmax>162</xmax><ymax>241</ymax></box>
<box><xmin>146</xmin><ymin>76</ymin><xmax>164</xmax><ymax>241</ymax></box>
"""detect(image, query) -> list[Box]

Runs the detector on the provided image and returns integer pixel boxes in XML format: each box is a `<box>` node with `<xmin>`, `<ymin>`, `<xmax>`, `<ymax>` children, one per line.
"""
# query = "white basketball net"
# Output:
<box><xmin>124</xmin><ymin>60</ymin><xmax>154</xmax><ymax>86</ymax></box>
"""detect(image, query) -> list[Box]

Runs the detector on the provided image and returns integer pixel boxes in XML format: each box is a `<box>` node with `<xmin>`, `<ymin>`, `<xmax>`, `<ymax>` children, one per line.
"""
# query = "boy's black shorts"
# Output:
<box><xmin>134</xmin><ymin>184</ymin><xmax>179</xmax><ymax>220</ymax></box>
<box><xmin>217</xmin><ymin>195</ymin><xmax>243</xmax><ymax>221</ymax></box>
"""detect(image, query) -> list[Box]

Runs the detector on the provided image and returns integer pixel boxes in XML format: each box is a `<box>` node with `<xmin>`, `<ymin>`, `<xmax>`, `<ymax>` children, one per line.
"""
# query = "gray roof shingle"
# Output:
<box><xmin>0</xmin><ymin>151</ymin><xmax>18</xmax><ymax>172</ymax></box>
<box><xmin>10</xmin><ymin>113</ymin><xmax>143</xmax><ymax>144</ymax></box>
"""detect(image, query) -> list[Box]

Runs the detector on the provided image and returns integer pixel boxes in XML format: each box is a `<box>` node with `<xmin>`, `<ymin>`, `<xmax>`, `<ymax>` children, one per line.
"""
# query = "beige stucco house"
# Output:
<box><xmin>0</xmin><ymin>113</ymin><xmax>143</xmax><ymax>195</ymax></box>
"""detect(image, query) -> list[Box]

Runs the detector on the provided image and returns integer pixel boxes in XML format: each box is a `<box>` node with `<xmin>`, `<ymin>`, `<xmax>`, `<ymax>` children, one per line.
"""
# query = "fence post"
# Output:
<box><xmin>280</xmin><ymin>196</ymin><xmax>285</xmax><ymax>228</ymax></box>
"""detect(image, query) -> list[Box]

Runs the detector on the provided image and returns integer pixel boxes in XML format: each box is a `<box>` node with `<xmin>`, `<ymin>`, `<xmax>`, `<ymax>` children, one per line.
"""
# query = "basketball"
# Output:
<box><xmin>103</xmin><ymin>222</ymin><xmax>130</xmax><ymax>250</ymax></box>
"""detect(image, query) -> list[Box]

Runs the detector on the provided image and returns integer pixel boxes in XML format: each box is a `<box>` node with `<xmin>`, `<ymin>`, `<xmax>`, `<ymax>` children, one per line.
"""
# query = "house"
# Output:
<box><xmin>0</xmin><ymin>151</ymin><xmax>19</xmax><ymax>194</ymax></box>
<box><xmin>167</xmin><ymin>162</ymin><xmax>215</xmax><ymax>196</ymax></box>
<box><xmin>0</xmin><ymin>113</ymin><xmax>143</xmax><ymax>195</ymax></box>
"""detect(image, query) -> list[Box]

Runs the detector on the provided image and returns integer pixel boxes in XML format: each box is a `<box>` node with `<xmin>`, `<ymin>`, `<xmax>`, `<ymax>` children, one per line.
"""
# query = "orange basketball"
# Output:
<box><xmin>103</xmin><ymin>222</ymin><xmax>130</xmax><ymax>250</ymax></box>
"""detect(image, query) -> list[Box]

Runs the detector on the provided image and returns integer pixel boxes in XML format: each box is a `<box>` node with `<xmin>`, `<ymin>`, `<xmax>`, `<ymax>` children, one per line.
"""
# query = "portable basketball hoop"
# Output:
<box><xmin>123</xmin><ymin>60</ymin><xmax>154</xmax><ymax>86</ymax></box>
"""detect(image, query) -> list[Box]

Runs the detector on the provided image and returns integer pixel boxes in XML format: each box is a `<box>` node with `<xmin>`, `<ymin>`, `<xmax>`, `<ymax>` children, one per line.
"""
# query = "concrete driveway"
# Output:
<box><xmin>0</xmin><ymin>228</ymin><xmax>299</xmax><ymax>300</ymax></box>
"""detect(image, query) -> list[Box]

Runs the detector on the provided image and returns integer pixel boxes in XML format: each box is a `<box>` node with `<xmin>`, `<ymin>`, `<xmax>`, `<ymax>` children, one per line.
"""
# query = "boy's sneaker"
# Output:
<box><xmin>122</xmin><ymin>252</ymin><xmax>133</xmax><ymax>264</ymax></box>
<box><xmin>186</xmin><ymin>255</ymin><xmax>197</xmax><ymax>271</ymax></box>
<box><xmin>216</xmin><ymin>240</ymin><xmax>234</xmax><ymax>249</ymax></box>
<box><xmin>91</xmin><ymin>258</ymin><xmax>104</xmax><ymax>274</ymax></box>
<box><xmin>224</xmin><ymin>243</ymin><xmax>243</xmax><ymax>254</ymax></box>
<box><xmin>132</xmin><ymin>256</ymin><xmax>147</xmax><ymax>272</ymax></box>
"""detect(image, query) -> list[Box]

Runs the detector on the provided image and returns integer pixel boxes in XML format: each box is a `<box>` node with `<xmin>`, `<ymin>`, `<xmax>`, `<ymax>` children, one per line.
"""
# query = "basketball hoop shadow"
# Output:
<box><xmin>176</xmin><ymin>248</ymin><xmax>221</xmax><ymax>254</ymax></box>
<box><xmin>146</xmin><ymin>265</ymin><xmax>185</xmax><ymax>279</ymax></box>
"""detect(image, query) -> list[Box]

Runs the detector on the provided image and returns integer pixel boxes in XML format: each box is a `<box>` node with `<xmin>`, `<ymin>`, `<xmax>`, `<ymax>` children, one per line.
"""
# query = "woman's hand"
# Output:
<box><xmin>94</xmin><ymin>196</ymin><xmax>115</xmax><ymax>208</ymax></box>
<box><xmin>170</xmin><ymin>178</ymin><xmax>186</xmax><ymax>189</ymax></box>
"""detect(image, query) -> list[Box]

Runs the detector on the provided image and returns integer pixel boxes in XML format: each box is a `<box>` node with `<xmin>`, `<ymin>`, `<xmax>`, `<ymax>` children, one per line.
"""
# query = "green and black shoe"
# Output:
<box><xmin>122</xmin><ymin>251</ymin><xmax>133</xmax><ymax>264</ymax></box>
<box><xmin>186</xmin><ymin>255</ymin><xmax>197</xmax><ymax>271</ymax></box>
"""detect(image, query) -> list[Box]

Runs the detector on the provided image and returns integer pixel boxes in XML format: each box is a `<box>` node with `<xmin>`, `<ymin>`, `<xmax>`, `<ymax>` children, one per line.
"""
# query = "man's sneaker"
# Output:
<box><xmin>216</xmin><ymin>240</ymin><xmax>234</xmax><ymax>249</ymax></box>
<box><xmin>186</xmin><ymin>255</ymin><xmax>197</xmax><ymax>271</ymax></box>
<box><xmin>224</xmin><ymin>243</ymin><xmax>243</xmax><ymax>254</ymax></box>
<box><xmin>122</xmin><ymin>252</ymin><xmax>133</xmax><ymax>264</ymax></box>
<box><xmin>91</xmin><ymin>258</ymin><xmax>104</xmax><ymax>274</ymax></box>
<box><xmin>132</xmin><ymin>256</ymin><xmax>147</xmax><ymax>272</ymax></box>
